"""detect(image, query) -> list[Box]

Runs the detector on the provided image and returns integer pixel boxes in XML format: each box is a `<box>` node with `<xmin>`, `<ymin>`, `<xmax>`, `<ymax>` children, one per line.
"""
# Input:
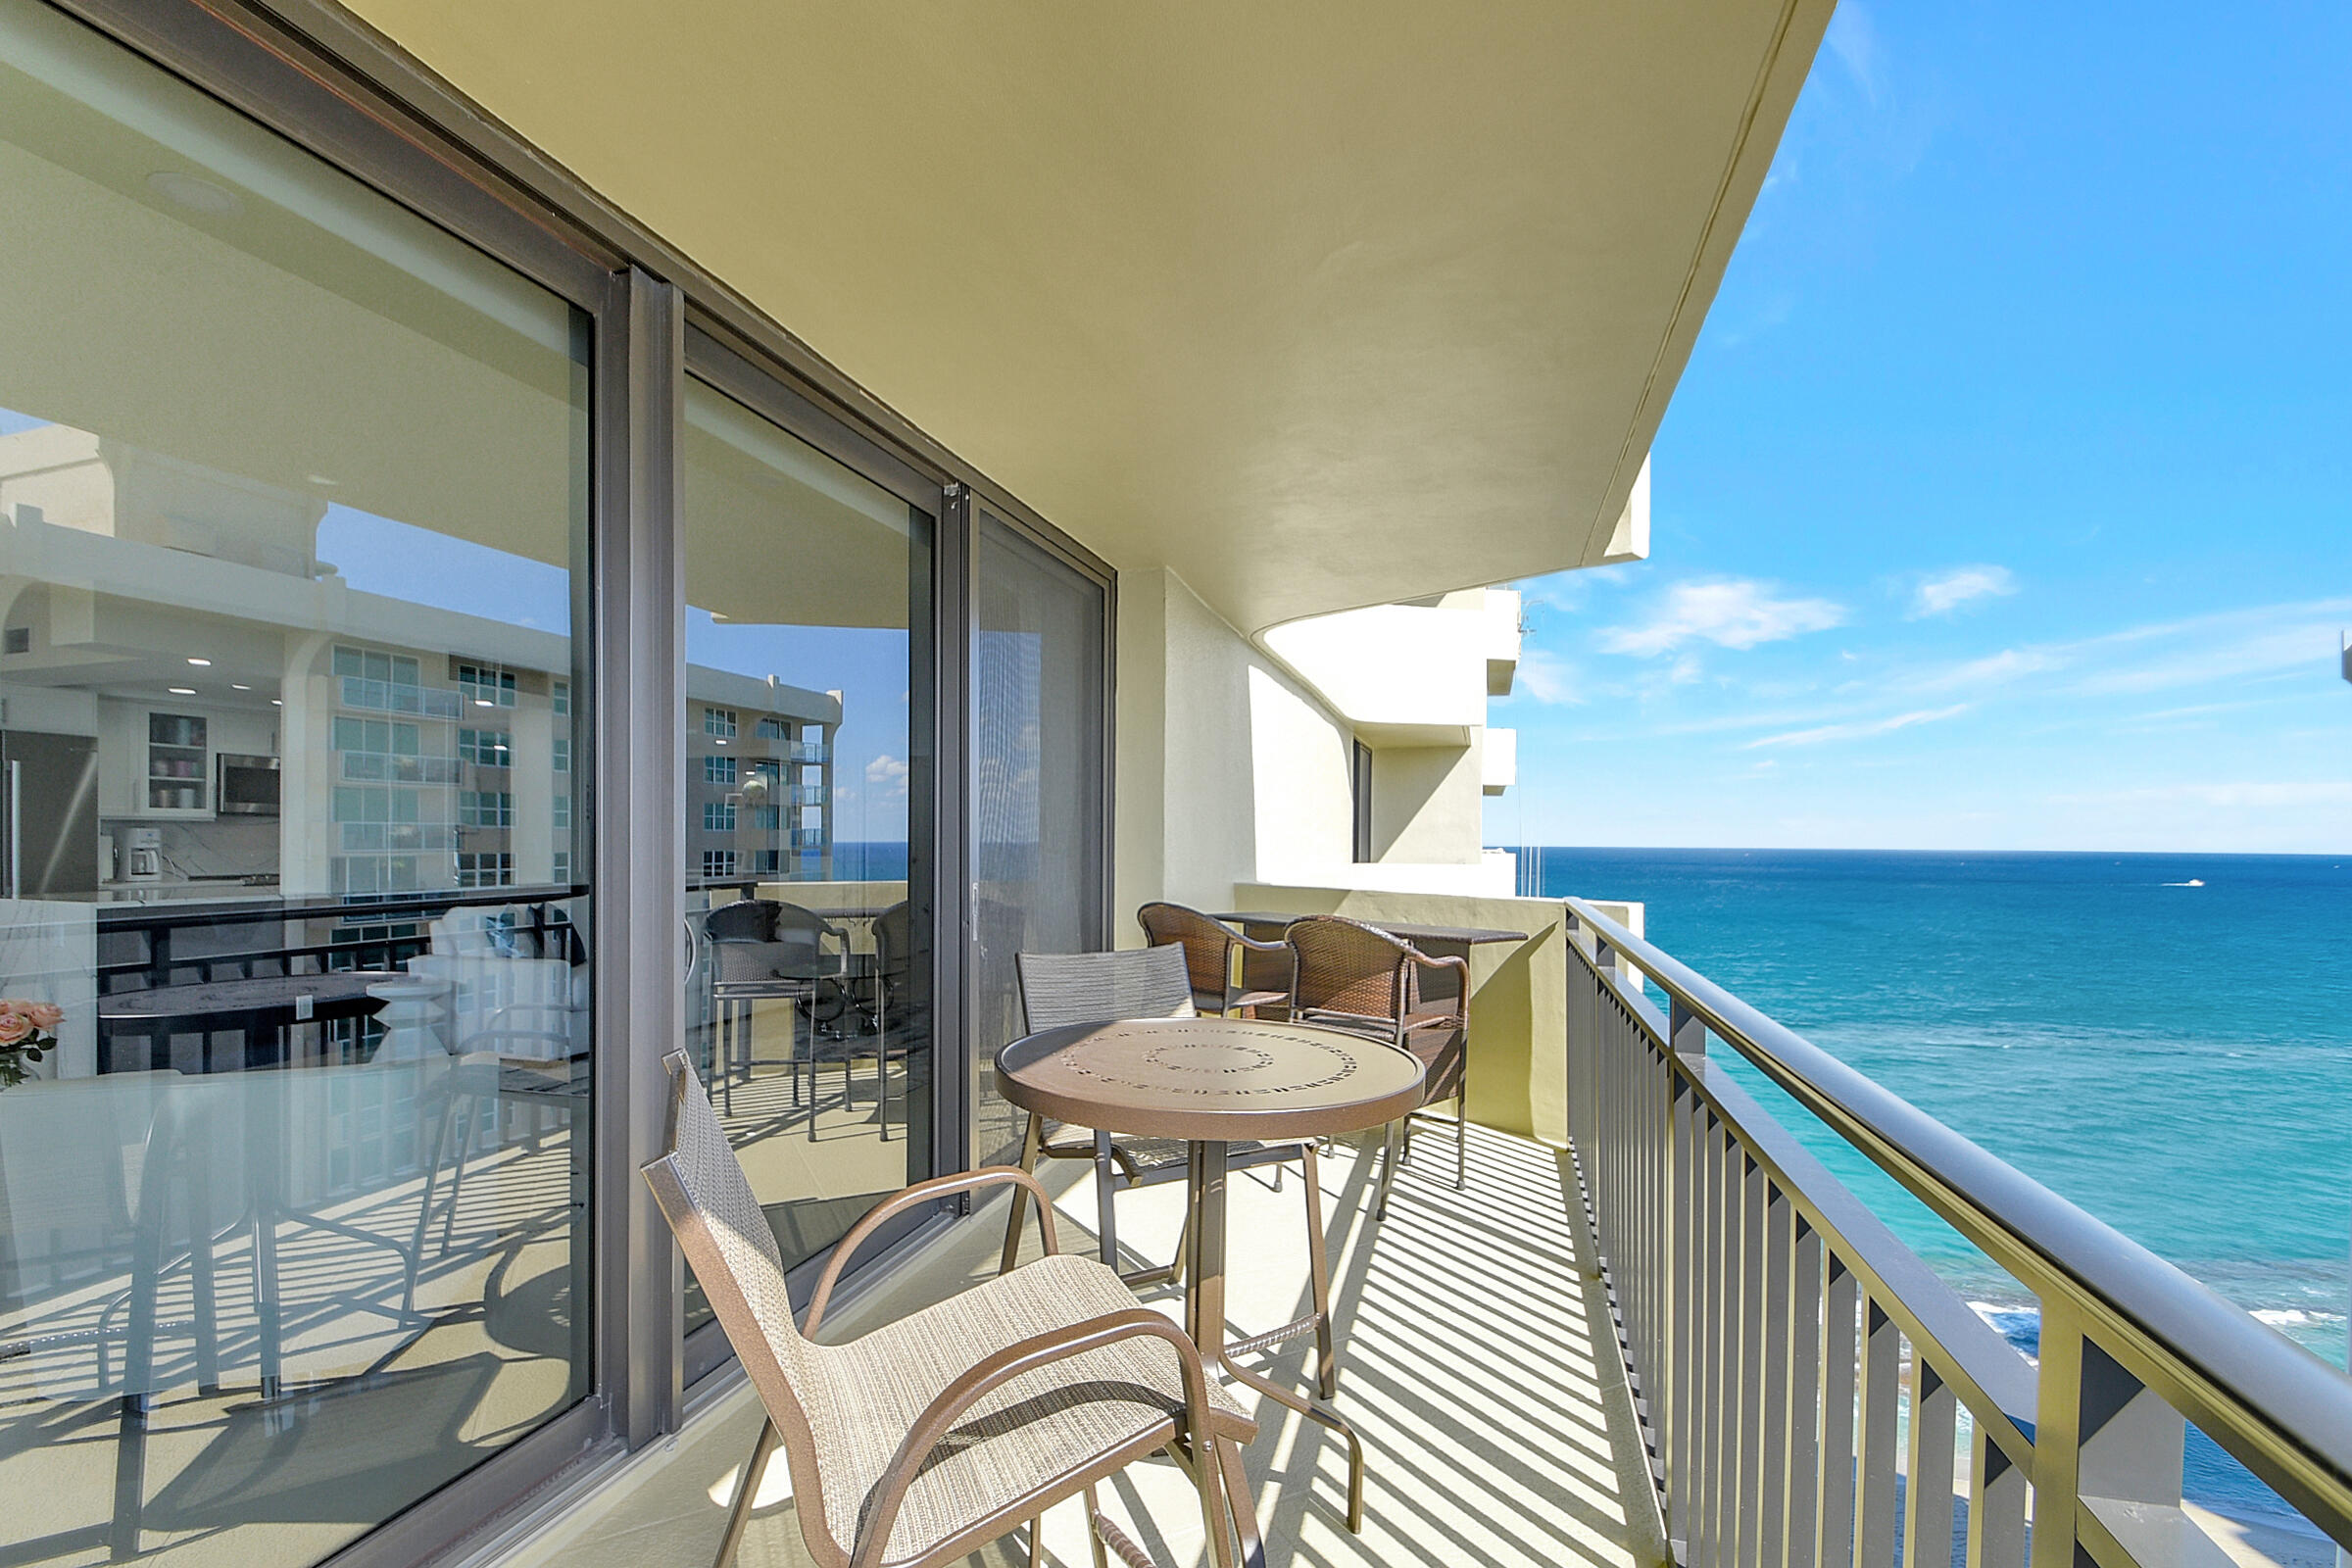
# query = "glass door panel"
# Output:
<box><xmin>0</xmin><ymin>2</ymin><xmax>595</xmax><ymax>1562</ymax></box>
<box><xmin>678</xmin><ymin>375</ymin><xmax>933</xmax><ymax>1335</ymax></box>
<box><xmin>968</xmin><ymin>516</ymin><xmax>1107</xmax><ymax>1165</ymax></box>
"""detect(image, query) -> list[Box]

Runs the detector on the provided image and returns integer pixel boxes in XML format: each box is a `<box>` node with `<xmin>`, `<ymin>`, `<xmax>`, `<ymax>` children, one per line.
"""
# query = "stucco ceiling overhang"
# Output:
<box><xmin>335</xmin><ymin>0</ymin><xmax>1834</xmax><ymax>635</ymax></box>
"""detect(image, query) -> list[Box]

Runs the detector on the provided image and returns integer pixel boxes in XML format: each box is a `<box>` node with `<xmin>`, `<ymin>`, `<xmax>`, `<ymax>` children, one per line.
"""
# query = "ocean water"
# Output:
<box><xmin>1515</xmin><ymin>846</ymin><xmax>2352</xmax><ymax>1527</ymax></box>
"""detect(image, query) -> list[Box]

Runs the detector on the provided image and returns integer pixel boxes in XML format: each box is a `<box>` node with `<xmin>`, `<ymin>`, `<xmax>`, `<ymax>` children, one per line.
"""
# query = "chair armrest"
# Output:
<box><xmin>1403</xmin><ymin>950</ymin><xmax>1471</xmax><ymax>1020</ymax></box>
<box><xmin>806</xmin><ymin>1165</ymin><xmax>1061</xmax><ymax>1335</ymax></box>
<box><xmin>849</xmin><ymin>1307</ymin><xmax>1216</xmax><ymax>1568</ymax></box>
<box><xmin>1226</xmin><ymin>929</ymin><xmax>1290</xmax><ymax>958</ymax></box>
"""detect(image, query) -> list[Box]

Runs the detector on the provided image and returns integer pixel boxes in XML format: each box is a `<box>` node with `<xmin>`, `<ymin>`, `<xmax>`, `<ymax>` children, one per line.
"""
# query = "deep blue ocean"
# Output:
<box><xmin>1513</xmin><ymin>846</ymin><xmax>2352</xmax><ymax>1527</ymax></box>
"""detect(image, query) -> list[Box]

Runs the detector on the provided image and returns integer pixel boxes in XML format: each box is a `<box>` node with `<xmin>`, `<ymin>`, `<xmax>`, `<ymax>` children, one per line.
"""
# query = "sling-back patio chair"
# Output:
<box><xmin>641</xmin><ymin>1051</ymin><xmax>1265</xmax><ymax>1568</ymax></box>
<box><xmin>999</xmin><ymin>947</ymin><xmax>1343</xmax><ymax>1399</ymax></box>
<box><xmin>1284</xmin><ymin>915</ymin><xmax>1469</xmax><ymax>1218</ymax></box>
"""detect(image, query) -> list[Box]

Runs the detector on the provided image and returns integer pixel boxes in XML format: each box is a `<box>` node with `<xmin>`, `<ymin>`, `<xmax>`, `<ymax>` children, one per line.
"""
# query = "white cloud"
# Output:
<box><xmin>1599</xmin><ymin>578</ymin><xmax>1847</xmax><ymax>657</ymax></box>
<box><xmin>1511</xmin><ymin>648</ymin><xmax>1583</xmax><ymax>706</ymax></box>
<box><xmin>2049</xmin><ymin>781</ymin><xmax>2352</xmax><ymax>811</ymax></box>
<box><xmin>1825</xmin><ymin>4</ymin><xmax>1884</xmax><ymax>105</ymax></box>
<box><xmin>1910</xmin><ymin>564</ymin><xmax>2018</xmax><ymax>618</ymax></box>
<box><xmin>1745</xmin><ymin>705</ymin><xmax>1970</xmax><ymax>750</ymax></box>
<box><xmin>864</xmin><ymin>754</ymin><xmax>908</xmax><ymax>795</ymax></box>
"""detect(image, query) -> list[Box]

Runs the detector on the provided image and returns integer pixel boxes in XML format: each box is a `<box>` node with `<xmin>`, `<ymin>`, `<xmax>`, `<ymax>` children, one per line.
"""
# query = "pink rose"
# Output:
<box><xmin>0</xmin><ymin>1011</ymin><xmax>28</xmax><ymax>1047</ymax></box>
<box><xmin>20</xmin><ymin>1002</ymin><xmax>61</xmax><ymax>1031</ymax></box>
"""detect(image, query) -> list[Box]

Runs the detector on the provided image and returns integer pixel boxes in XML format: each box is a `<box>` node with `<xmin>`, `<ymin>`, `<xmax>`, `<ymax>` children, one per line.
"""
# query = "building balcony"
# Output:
<box><xmin>15</xmin><ymin>883</ymin><xmax>2349</xmax><ymax>1568</ymax></box>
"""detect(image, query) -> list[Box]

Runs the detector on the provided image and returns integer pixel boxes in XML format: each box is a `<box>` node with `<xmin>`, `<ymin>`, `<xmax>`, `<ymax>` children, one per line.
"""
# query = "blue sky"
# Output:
<box><xmin>1486</xmin><ymin>3</ymin><xmax>2351</xmax><ymax>855</ymax></box>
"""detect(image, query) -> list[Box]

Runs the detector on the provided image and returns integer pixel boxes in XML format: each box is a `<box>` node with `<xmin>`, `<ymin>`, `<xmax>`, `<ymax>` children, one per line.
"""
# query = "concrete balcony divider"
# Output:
<box><xmin>1230</xmin><ymin>882</ymin><xmax>1641</xmax><ymax>1145</ymax></box>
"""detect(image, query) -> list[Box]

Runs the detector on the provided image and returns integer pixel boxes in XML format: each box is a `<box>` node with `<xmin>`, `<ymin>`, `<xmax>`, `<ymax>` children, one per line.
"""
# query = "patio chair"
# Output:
<box><xmin>1001</xmin><ymin>948</ymin><xmax>1343</xmax><ymax>1398</ymax></box>
<box><xmin>1137</xmin><ymin>902</ymin><xmax>1294</xmax><ymax>1017</ymax></box>
<box><xmin>703</xmin><ymin>899</ymin><xmax>851</xmax><ymax>1122</ymax></box>
<box><xmin>1284</xmin><ymin>915</ymin><xmax>1469</xmax><ymax>1217</ymax></box>
<box><xmin>641</xmin><ymin>1052</ymin><xmax>1264</xmax><ymax>1568</ymax></box>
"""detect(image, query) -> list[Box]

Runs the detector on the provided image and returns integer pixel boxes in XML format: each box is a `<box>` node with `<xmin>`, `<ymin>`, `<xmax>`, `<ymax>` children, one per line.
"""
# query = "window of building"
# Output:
<box><xmin>703</xmin><ymin>754</ymin><xmax>735</xmax><ymax>785</ymax></box>
<box><xmin>704</xmin><ymin>705</ymin><xmax>737</xmax><ymax>738</ymax></box>
<box><xmin>457</xmin><ymin>662</ymin><xmax>518</xmax><ymax>709</ymax></box>
<box><xmin>749</xmin><ymin>805</ymin><xmax>782</xmax><ymax>832</ymax></box>
<box><xmin>552</xmin><ymin>850</ymin><xmax>570</xmax><ymax>884</ymax></box>
<box><xmin>756</xmin><ymin>715</ymin><xmax>789</xmax><ymax>740</ymax></box>
<box><xmin>551</xmin><ymin>679</ymin><xmax>569</xmax><ymax>715</ymax></box>
<box><xmin>552</xmin><ymin>793</ymin><xmax>571</xmax><ymax>830</ymax></box>
<box><xmin>455</xmin><ymin>852</ymin><xmax>515</xmax><ymax>888</ymax></box>
<box><xmin>1351</xmin><ymin>740</ymin><xmax>1375</xmax><ymax>862</ymax></box>
<box><xmin>458</xmin><ymin>727</ymin><xmax>512</xmax><ymax>767</ymax></box>
<box><xmin>460</xmin><ymin>790</ymin><xmax>515</xmax><ymax>828</ymax></box>
<box><xmin>552</xmin><ymin>735</ymin><xmax>570</xmax><ymax>772</ymax></box>
<box><xmin>751</xmin><ymin>849</ymin><xmax>782</xmax><ymax>873</ymax></box>
<box><xmin>701</xmin><ymin>849</ymin><xmax>737</xmax><ymax>878</ymax></box>
<box><xmin>702</xmin><ymin>801</ymin><xmax>736</xmax><ymax>833</ymax></box>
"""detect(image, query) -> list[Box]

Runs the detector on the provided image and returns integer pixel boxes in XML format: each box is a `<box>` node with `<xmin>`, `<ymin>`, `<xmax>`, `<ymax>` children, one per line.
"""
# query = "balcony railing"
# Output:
<box><xmin>338</xmin><ymin>675</ymin><xmax>463</xmax><ymax>718</ymax></box>
<box><xmin>1562</xmin><ymin>896</ymin><xmax>2352</xmax><ymax>1565</ymax></box>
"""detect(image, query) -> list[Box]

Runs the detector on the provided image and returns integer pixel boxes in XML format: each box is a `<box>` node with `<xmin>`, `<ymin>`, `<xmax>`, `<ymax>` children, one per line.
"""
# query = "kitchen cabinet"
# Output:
<box><xmin>97</xmin><ymin>702</ymin><xmax>276</xmax><ymax>819</ymax></box>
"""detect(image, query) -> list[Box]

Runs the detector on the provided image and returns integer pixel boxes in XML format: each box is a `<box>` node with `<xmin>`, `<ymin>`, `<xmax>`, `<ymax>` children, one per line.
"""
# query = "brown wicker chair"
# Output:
<box><xmin>1283</xmin><ymin>915</ymin><xmax>1469</xmax><ymax>1217</ymax></box>
<box><xmin>642</xmin><ymin>1051</ymin><xmax>1265</xmax><ymax>1568</ymax></box>
<box><xmin>1137</xmin><ymin>902</ymin><xmax>1295</xmax><ymax>1017</ymax></box>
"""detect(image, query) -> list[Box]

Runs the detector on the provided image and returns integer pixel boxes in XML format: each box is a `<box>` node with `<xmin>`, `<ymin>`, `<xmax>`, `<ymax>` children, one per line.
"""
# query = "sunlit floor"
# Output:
<box><xmin>498</xmin><ymin>1121</ymin><xmax>1673</xmax><ymax>1568</ymax></box>
<box><xmin>0</xmin><ymin>1036</ymin><xmax>909</xmax><ymax>1568</ymax></box>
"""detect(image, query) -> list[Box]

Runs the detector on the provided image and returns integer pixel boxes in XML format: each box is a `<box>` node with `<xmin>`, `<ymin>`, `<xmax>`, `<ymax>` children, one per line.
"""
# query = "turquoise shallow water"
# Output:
<box><xmin>1516</xmin><ymin>846</ymin><xmax>2352</xmax><ymax>1525</ymax></box>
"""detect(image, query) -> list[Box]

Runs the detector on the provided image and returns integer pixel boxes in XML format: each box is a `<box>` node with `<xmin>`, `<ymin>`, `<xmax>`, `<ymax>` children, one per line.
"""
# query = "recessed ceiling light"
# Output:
<box><xmin>148</xmin><ymin>171</ymin><xmax>243</xmax><ymax>218</ymax></box>
<box><xmin>270</xmin><ymin>699</ymin><xmax>283</xmax><ymax>706</ymax></box>
<box><xmin>231</xmin><ymin>683</ymin><xmax>252</xmax><ymax>691</ymax></box>
<box><xmin>187</xmin><ymin>657</ymin><xmax>211</xmax><ymax>666</ymax></box>
<box><xmin>168</xmin><ymin>686</ymin><xmax>196</xmax><ymax>695</ymax></box>
<box><xmin>474</xmin><ymin>697</ymin><xmax>495</xmax><ymax>708</ymax></box>
<box><xmin>306</xmin><ymin>474</ymin><xmax>339</xmax><ymax>487</ymax></box>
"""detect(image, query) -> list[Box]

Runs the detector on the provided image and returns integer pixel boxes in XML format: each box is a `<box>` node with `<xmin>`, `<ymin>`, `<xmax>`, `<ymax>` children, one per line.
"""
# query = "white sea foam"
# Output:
<box><xmin>2251</xmin><ymin>1307</ymin><xmax>2340</xmax><ymax>1328</ymax></box>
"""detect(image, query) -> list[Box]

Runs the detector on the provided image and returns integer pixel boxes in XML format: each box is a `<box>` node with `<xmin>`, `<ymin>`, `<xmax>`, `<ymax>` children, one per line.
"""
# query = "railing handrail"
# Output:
<box><xmin>1564</xmin><ymin>894</ymin><xmax>2352</xmax><ymax>1533</ymax></box>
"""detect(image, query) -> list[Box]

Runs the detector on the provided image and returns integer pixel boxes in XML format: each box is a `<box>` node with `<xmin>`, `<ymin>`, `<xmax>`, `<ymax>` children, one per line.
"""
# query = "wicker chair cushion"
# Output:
<box><xmin>818</xmin><ymin>1253</ymin><xmax>1252</xmax><ymax>1562</ymax></box>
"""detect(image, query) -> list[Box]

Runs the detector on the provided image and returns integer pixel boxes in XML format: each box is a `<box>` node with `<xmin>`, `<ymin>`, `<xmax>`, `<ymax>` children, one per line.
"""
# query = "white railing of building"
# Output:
<box><xmin>1562</xmin><ymin>896</ymin><xmax>2352</xmax><ymax>1568</ymax></box>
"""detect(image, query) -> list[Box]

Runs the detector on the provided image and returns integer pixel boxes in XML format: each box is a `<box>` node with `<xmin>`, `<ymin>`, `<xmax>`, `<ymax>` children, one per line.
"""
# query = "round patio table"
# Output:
<box><xmin>99</xmin><ymin>970</ymin><xmax>404</xmax><ymax>1070</ymax></box>
<box><xmin>996</xmin><ymin>1015</ymin><xmax>1423</xmax><ymax>1532</ymax></box>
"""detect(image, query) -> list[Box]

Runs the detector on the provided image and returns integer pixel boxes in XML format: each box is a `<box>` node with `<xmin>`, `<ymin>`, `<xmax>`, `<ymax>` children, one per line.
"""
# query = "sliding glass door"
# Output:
<box><xmin>676</xmin><ymin>349</ymin><xmax>936</xmax><ymax>1354</ymax></box>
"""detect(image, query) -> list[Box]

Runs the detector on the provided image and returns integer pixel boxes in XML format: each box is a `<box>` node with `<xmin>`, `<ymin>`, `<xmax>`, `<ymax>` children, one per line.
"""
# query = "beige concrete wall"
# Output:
<box><xmin>1113</xmin><ymin>567</ymin><xmax>1354</xmax><ymax>932</ymax></box>
<box><xmin>1370</xmin><ymin>740</ymin><xmax>1485</xmax><ymax>865</ymax></box>
<box><xmin>1239</xmin><ymin>884</ymin><xmax>1642</xmax><ymax>1146</ymax></box>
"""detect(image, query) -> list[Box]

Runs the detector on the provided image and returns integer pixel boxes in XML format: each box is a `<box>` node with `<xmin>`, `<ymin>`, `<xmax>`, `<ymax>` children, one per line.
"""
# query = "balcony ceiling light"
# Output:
<box><xmin>231</xmin><ymin>683</ymin><xmax>252</xmax><ymax>691</ymax></box>
<box><xmin>168</xmin><ymin>686</ymin><xmax>196</xmax><ymax>695</ymax></box>
<box><xmin>187</xmin><ymin>657</ymin><xmax>212</xmax><ymax>666</ymax></box>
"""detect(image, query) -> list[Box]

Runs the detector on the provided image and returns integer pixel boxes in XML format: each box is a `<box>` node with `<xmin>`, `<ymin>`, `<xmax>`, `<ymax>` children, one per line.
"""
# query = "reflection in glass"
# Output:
<box><xmin>969</xmin><ymin>517</ymin><xmax>1107</xmax><ymax>1165</ymax></box>
<box><xmin>0</xmin><ymin>2</ymin><xmax>592</xmax><ymax>1563</ymax></box>
<box><xmin>679</xmin><ymin>378</ymin><xmax>932</xmax><ymax>1331</ymax></box>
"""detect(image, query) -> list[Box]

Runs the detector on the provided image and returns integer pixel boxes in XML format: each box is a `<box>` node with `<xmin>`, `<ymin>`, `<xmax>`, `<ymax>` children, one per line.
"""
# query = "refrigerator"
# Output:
<box><xmin>0</xmin><ymin>730</ymin><xmax>100</xmax><ymax>897</ymax></box>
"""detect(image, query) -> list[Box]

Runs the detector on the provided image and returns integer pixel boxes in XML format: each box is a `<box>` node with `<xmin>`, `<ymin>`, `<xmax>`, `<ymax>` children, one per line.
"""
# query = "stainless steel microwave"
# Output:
<box><xmin>217</xmin><ymin>753</ymin><xmax>279</xmax><ymax>815</ymax></box>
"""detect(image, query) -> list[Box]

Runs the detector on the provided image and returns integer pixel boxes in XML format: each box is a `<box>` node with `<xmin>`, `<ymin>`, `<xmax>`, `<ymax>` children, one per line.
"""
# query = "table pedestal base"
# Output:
<box><xmin>1182</xmin><ymin>1140</ymin><xmax>1365</xmax><ymax>1534</ymax></box>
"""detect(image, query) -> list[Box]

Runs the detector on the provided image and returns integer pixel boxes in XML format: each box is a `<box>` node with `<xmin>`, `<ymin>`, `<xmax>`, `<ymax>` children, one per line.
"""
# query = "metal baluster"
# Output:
<box><xmin>1965</xmin><ymin>1416</ymin><xmax>2027</xmax><ymax>1568</ymax></box>
<box><xmin>1736</xmin><ymin>1152</ymin><xmax>1768</xmax><ymax>1568</ymax></box>
<box><xmin>1902</xmin><ymin>1356</ymin><xmax>1956</xmax><ymax>1568</ymax></box>
<box><xmin>1697</xmin><ymin>1116</ymin><xmax>1728</xmax><ymax>1568</ymax></box>
<box><xmin>1760</xmin><ymin>1183</ymin><xmax>1794</xmax><ymax>1568</ymax></box>
<box><xmin>1854</xmin><ymin>1299</ymin><xmax>1900</xmax><ymax>1568</ymax></box>
<box><xmin>1670</xmin><ymin>1074</ymin><xmax>1701</xmax><ymax>1561</ymax></box>
<box><xmin>1818</xmin><ymin>1257</ymin><xmax>1860</xmax><ymax>1568</ymax></box>
<box><xmin>1786</xmin><ymin>1219</ymin><xmax>1825</xmax><ymax>1568</ymax></box>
